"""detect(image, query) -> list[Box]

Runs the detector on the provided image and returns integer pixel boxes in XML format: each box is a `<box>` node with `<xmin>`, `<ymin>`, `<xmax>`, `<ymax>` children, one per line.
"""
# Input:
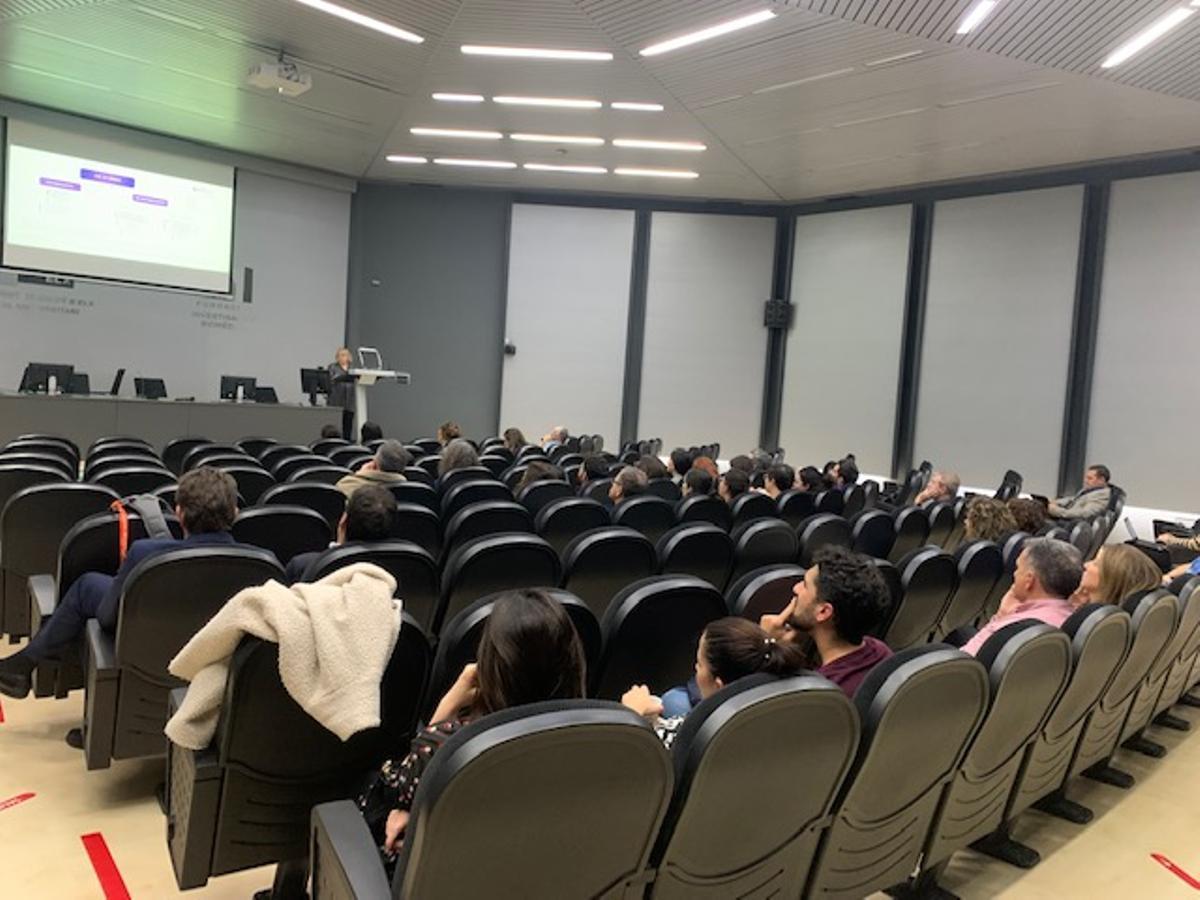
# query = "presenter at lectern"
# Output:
<box><xmin>328</xmin><ymin>347</ymin><xmax>356</xmax><ymax>440</ymax></box>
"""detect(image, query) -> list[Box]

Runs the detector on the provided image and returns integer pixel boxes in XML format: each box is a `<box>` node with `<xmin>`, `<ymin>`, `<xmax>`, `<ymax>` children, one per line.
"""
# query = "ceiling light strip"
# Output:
<box><xmin>432</xmin><ymin>92</ymin><xmax>484</xmax><ymax>103</ymax></box>
<box><xmin>612</xmin><ymin>138</ymin><xmax>706</xmax><ymax>152</ymax></box>
<box><xmin>864</xmin><ymin>50</ymin><xmax>925</xmax><ymax>67</ymax></box>
<box><xmin>1101</xmin><ymin>6</ymin><xmax>1196</xmax><ymax>68</ymax></box>
<box><xmin>523</xmin><ymin>163</ymin><xmax>608</xmax><ymax>174</ymax></box>
<box><xmin>290</xmin><ymin>0</ymin><xmax>422</xmax><ymax>43</ymax></box>
<box><xmin>753</xmin><ymin>68</ymin><xmax>855</xmax><ymax>94</ymax></box>
<box><xmin>462</xmin><ymin>45</ymin><xmax>612</xmax><ymax>61</ymax></box>
<box><xmin>611</xmin><ymin>101</ymin><xmax>664</xmax><ymax>111</ymax></box>
<box><xmin>493</xmin><ymin>95</ymin><xmax>603</xmax><ymax>109</ymax></box>
<box><xmin>640</xmin><ymin>9</ymin><xmax>776</xmax><ymax>57</ymax></box>
<box><xmin>510</xmin><ymin>133</ymin><xmax>605</xmax><ymax>145</ymax></box>
<box><xmin>386</xmin><ymin>155</ymin><xmax>428</xmax><ymax>164</ymax></box>
<box><xmin>614</xmin><ymin>167</ymin><xmax>699</xmax><ymax>179</ymax></box>
<box><xmin>956</xmin><ymin>1</ymin><xmax>998</xmax><ymax>36</ymax></box>
<box><xmin>433</xmin><ymin>158</ymin><xmax>517</xmax><ymax>169</ymax></box>
<box><xmin>411</xmin><ymin>127</ymin><xmax>502</xmax><ymax>140</ymax></box>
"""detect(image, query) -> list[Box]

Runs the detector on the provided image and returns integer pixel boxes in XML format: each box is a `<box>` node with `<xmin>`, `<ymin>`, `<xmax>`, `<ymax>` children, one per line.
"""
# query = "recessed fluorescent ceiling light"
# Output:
<box><xmin>834</xmin><ymin>107</ymin><xmax>927</xmax><ymax>128</ymax></box>
<box><xmin>956</xmin><ymin>0</ymin><xmax>998</xmax><ymax>35</ymax></box>
<box><xmin>510</xmin><ymin>133</ymin><xmax>605</xmax><ymax>145</ymax></box>
<box><xmin>410</xmin><ymin>127</ymin><xmax>502</xmax><ymax>140</ymax></box>
<box><xmin>864</xmin><ymin>50</ymin><xmax>925</xmax><ymax>67</ymax></box>
<box><xmin>290</xmin><ymin>0</ymin><xmax>422</xmax><ymax>43</ymax></box>
<box><xmin>493</xmin><ymin>95</ymin><xmax>602</xmax><ymax>109</ymax></box>
<box><xmin>753</xmin><ymin>68</ymin><xmax>855</xmax><ymax>94</ymax></box>
<box><xmin>386</xmin><ymin>154</ymin><xmax>428</xmax><ymax>164</ymax></box>
<box><xmin>433</xmin><ymin>158</ymin><xmax>517</xmax><ymax>168</ymax></box>
<box><xmin>614</xmin><ymin>167</ymin><xmax>699</xmax><ymax>179</ymax></box>
<box><xmin>640</xmin><ymin>9</ymin><xmax>776</xmax><ymax>56</ymax></box>
<box><xmin>612</xmin><ymin>138</ymin><xmax>706</xmax><ymax>152</ymax></box>
<box><xmin>611</xmin><ymin>101</ymin><xmax>664</xmax><ymax>111</ymax></box>
<box><xmin>461</xmin><ymin>45</ymin><xmax>612</xmax><ymax>61</ymax></box>
<box><xmin>1102</xmin><ymin>6</ymin><xmax>1195</xmax><ymax>68</ymax></box>
<box><xmin>524</xmin><ymin>163</ymin><xmax>608</xmax><ymax>174</ymax></box>
<box><xmin>432</xmin><ymin>92</ymin><xmax>484</xmax><ymax>103</ymax></box>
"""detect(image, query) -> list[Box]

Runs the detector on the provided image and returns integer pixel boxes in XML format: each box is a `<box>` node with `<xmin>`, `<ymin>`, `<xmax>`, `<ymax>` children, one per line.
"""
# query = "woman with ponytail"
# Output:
<box><xmin>622</xmin><ymin>617</ymin><xmax>805</xmax><ymax>747</ymax></box>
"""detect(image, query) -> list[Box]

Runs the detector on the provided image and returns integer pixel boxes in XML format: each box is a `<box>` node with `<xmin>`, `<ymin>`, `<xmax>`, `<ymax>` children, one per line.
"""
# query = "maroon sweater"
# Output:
<box><xmin>818</xmin><ymin>637</ymin><xmax>893</xmax><ymax>698</ymax></box>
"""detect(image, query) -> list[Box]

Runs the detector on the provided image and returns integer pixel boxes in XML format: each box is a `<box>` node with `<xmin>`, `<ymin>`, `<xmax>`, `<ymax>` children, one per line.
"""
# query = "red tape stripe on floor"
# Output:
<box><xmin>1152</xmin><ymin>853</ymin><xmax>1200</xmax><ymax>890</ymax></box>
<box><xmin>0</xmin><ymin>792</ymin><xmax>34</xmax><ymax>812</ymax></box>
<box><xmin>0</xmin><ymin>697</ymin><xmax>6</xmax><ymax>723</ymax></box>
<box><xmin>81</xmin><ymin>833</ymin><xmax>132</xmax><ymax>900</ymax></box>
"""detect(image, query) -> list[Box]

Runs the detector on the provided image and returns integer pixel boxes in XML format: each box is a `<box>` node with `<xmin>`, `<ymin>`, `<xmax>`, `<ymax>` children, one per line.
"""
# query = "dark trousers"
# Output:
<box><xmin>25</xmin><ymin>572</ymin><xmax>114</xmax><ymax>662</ymax></box>
<box><xmin>342</xmin><ymin>409</ymin><xmax>354</xmax><ymax>441</ymax></box>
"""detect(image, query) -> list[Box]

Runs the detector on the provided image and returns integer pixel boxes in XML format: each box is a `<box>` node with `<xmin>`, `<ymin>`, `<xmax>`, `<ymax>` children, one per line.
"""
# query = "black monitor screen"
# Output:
<box><xmin>134</xmin><ymin>377</ymin><xmax>167</xmax><ymax>400</ymax></box>
<box><xmin>19</xmin><ymin>362</ymin><xmax>75</xmax><ymax>393</ymax></box>
<box><xmin>220</xmin><ymin>375</ymin><xmax>257</xmax><ymax>400</ymax></box>
<box><xmin>300</xmin><ymin>367</ymin><xmax>331</xmax><ymax>396</ymax></box>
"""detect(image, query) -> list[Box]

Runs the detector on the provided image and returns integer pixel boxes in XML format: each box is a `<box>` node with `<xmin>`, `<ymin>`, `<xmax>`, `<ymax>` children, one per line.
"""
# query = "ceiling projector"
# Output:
<box><xmin>248</xmin><ymin>61</ymin><xmax>313</xmax><ymax>97</ymax></box>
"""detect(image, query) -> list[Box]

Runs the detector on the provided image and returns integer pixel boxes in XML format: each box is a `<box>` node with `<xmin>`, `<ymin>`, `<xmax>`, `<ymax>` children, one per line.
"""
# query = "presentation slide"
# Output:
<box><xmin>3</xmin><ymin>120</ymin><xmax>235</xmax><ymax>292</ymax></box>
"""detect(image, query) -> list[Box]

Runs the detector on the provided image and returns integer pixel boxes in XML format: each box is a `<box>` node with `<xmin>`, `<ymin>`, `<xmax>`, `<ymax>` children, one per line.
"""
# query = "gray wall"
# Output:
<box><xmin>346</xmin><ymin>184</ymin><xmax>510</xmax><ymax>441</ymax></box>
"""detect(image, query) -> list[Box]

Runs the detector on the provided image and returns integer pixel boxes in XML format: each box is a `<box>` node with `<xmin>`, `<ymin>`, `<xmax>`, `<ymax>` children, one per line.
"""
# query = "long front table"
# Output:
<box><xmin>0</xmin><ymin>393</ymin><xmax>342</xmax><ymax>450</ymax></box>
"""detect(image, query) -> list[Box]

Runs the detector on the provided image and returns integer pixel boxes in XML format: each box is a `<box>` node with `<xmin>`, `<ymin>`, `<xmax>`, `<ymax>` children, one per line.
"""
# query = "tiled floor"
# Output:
<box><xmin>2</xmin><ymin>648</ymin><xmax>1198</xmax><ymax>898</ymax></box>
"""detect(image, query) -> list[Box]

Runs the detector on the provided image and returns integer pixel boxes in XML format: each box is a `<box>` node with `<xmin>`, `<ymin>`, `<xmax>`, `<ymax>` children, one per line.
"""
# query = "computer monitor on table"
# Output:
<box><xmin>65</xmin><ymin>373</ymin><xmax>90</xmax><ymax>395</ymax></box>
<box><xmin>135</xmin><ymin>377</ymin><xmax>167</xmax><ymax>400</ymax></box>
<box><xmin>300</xmin><ymin>367</ymin><xmax>331</xmax><ymax>406</ymax></box>
<box><xmin>220</xmin><ymin>375</ymin><xmax>257</xmax><ymax>401</ymax></box>
<box><xmin>254</xmin><ymin>386</ymin><xmax>278</xmax><ymax>404</ymax></box>
<box><xmin>19</xmin><ymin>362</ymin><xmax>75</xmax><ymax>394</ymax></box>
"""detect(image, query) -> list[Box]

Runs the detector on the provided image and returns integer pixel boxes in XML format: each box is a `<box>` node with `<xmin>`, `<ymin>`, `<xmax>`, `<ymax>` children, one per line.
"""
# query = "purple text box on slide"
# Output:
<box><xmin>132</xmin><ymin>194</ymin><xmax>168</xmax><ymax>207</ymax></box>
<box><xmin>39</xmin><ymin>178</ymin><xmax>81</xmax><ymax>191</ymax></box>
<box><xmin>80</xmin><ymin>168</ymin><xmax>135</xmax><ymax>187</ymax></box>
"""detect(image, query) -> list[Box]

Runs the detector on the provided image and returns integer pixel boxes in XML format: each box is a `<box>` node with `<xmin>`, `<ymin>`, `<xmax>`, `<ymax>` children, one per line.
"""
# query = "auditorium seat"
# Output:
<box><xmin>803</xmin><ymin>645</ymin><xmax>988</xmax><ymax>900</ymax></box>
<box><xmin>725</xmin><ymin>564</ymin><xmax>805</xmax><ymax>622</ymax></box>
<box><xmin>926</xmin><ymin>500</ymin><xmax>958</xmax><ymax>547</ymax></box>
<box><xmin>868</xmin><ymin>558</ymin><xmax>904</xmax><ymax>639</ymax></box>
<box><xmin>942</xmin><ymin>498</ymin><xmax>970</xmax><ymax>553</ymax></box>
<box><xmin>728</xmin><ymin>519</ymin><xmax>799</xmax><ymax>586</ymax></box>
<box><xmin>777</xmin><ymin>489</ymin><xmax>817</xmax><ymax>528</ymax></box>
<box><xmin>883</xmin><ymin>547</ymin><xmax>958</xmax><ymax>650</ymax></box>
<box><xmin>842</xmin><ymin>483</ymin><xmax>866</xmax><ymax>519</ymax></box>
<box><xmin>592</xmin><ymin>574</ymin><xmax>725</xmax><ymax>700</ymax></box>
<box><xmin>850</xmin><ymin>509</ymin><xmax>895</xmax><ymax>559</ymax></box>
<box><xmin>414</xmin><ymin>455</ymin><xmax>441</xmax><ymax>478</ymax></box>
<box><xmin>476</xmin><ymin>453</ymin><xmax>509</xmax><ymax>478</ymax></box>
<box><xmin>5</xmin><ymin>437</ymin><xmax>79</xmax><ymax>470</ymax></box>
<box><xmin>309</xmin><ymin>701</ymin><xmax>671</xmax><ymax>900</ymax></box>
<box><xmin>611</xmin><ymin>496</ymin><xmax>676</xmax><ymax>546</ymax></box>
<box><xmin>261</xmin><ymin>483</ymin><xmax>346</xmax><ymax>532</ymax></box>
<box><xmin>440</xmin><ymin>480</ymin><xmax>512</xmax><ymax>521</ymax></box>
<box><xmin>219</xmin><ymin>465</ymin><xmax>275</xmax><ymax>505</ymax></box>
<box><xmin>0</xmin><ymin>465</ymin><xmax>71</xmax><ymax>515</ymax></box>
<box><xmin>797</xmin><ymin>513</ymin><xmax>852</xmax><ymax>567</ymax></box>
<box><xmin>1068</xmin><ymin>520</ymin><xmax>1093</xmax><ymax>558</ymax></box>
<box><xmin>259</xmin><ymin>444</ymin><xmax>312</xmax><ymax>474</ymax></box>
<box><xmin>561</xmin><ymin>527</ymin><xmax>657</xmax><ymax>620</ymax></box>
<box><xmin>728</xmin><ymin>491</ymin><xmax>776</xmax><ymax>528</ymax></box>
<box><xmin>90</xmin><ymin>436</ymin><xmax>152</xmax><ymax>454</ymax></box>
<box><xmin>436</xmin><ymin>466</ymin><xmax>492</xmax><ymax>495</ymax></box>
<box><xmin>83</xmin><ymin>546</ymin><xmax>284</xmax><ymax>770</ymax></box>
<box><xmin>975</xmin><ymin>604</ymin><xmax>1130</xmax><ymax>867</ymax></box>
<box><xmin>437</xmin><ymin>534</ymin><xmax>561</xmax><ymax>634</ymax></box>
<box><xmin>424</xmin><ymin>589</ymin><xmax>600</xmax><ymax>717</ymax></box>
<box><xmin>514</xmin><ymin>479</ymin><xmax>573</xmax><ymax>517</ymax></box>
<box><xmin>1</xmin><ymin>451</ymin><xmax>77</xmax><ymax>480</ymax></box>
<box><xmin>0</xmin><ymin>482</ymin><xmax>117</xmax><ymax>638</ymax></box>
<box><xmin>580</xmin><ymin>477</ymin><xmax>616</xmax><ymax>507</ymax></box>
<box><xmin>534</xmin><ymin>497</ymin><xmax>610</xmax><ymax>558</ymax></box>
<box><xmin>186</xmin><ymin>453</ymin><xmax>253</xmax><ymax>472</ymax></box>
<box><xmin>92</xmin><ymin>466</ymin><xmax>176</xmax><ymax>496</ymax></box>
<box><xmin>676</xmin><ymin>494</ymin><xmax>732</xmax><ymax>531</ymax></box>
<box><xmin>656</xmin><ymin>523</ymin><xmax>734</xmax><ymax>590</ymax></box>
<box><xmin>272</xmin><ymin>454</ymin><xmax>330</xmax><ymax>481</ymax></box>
<box><xmin>1042</xmin><ymin>525</ymin><xmax>1070</xmax><ymax>542</ymax></box>
<box><xmin>911</xmin><ymin>623</ymin><xmax>1071</xmax><ymax>894</ymax></box>
<box><xmin>644</xmin><ymin>478</ymin><xmax>681</xmax><ymax>503</ymax></box>
<box><xmin>163</xmin><ymin>438</ymin><xmax>211</xmax><ymax>475</ymax></box>
<box><xmin>936</xmin><ymin>540</ymin><xmax>1004</xmax><ymax>640</ymax></box>
<box><xmin>181</xmin><ymin>443</ymin><xmax>245</xmax><ymax>472</ymax></box>
<box><xmin>994</xmin><ymin>469</ymin><xmax>1023</xmax><ymax>503</ymax></box>
<box><xmin>288</xmin><ymin>464</ymin><xmax>351</xmax><ymax>486</ymax></box>
<box><xmin>402</xmin><ymin>465</ymin><xmax>434</xmax><ymax>486</ymax></box>
<box><xmin>1151</xmin><ymin>577</ymin><xmax>1200</xmax><ymax>726</ymax></box>
<box><xmin>442</xmin><ymin>501</ymin><xmax>534</xmax><ymax>555</ymax></box>
<box><xmin>412</xmin><ymin>438</ymin><xmax>441</xmax><ymax>456</ymax></box>
<box><xmin>815</xmin><ymin>489</ymin><xmax>844</xmax><ymax>516</ymax></box>
<box><xmin>980</xmin><ymin>532</ymin><xmax>1030</xmax><ymax>624</ymax></box>
<box><xmin>389</xmin><ymin>504</ymin><xmax>441</xmax><ymax>557</ymax></box>
<box><xmin>167</xmin><ymin>616</ymin><xmax>430</xmax><ymax>891</ymax></box>
<box><xmin>889</xmin><ymin>505</ymin><xmax>931</xmax><ymax>564</ymax></box>
<box><xmin>649</xmin><ymin>673</ymin><xmax>858</xmax><ymax>899</ymax></box>
<box><xmin>301</xmin><ymin>542</ymin><xmax>439</xmax><ymax>631</ymax></box>
<box><xmin>329</xmin><ymin>445</ymin><xmax>371</xmax><ymax>468</ymax></box>
<box><xmin>231</xmin><ymin>506</ymin><xmax>331</xmax><ymax>565</ymax></box>
<box><xmin>84</xmin><ymin>453</ymin><xmax>166</xmax><ymax>481</ymax></box>
<box><xmin>1118</xmin><ymin>587</ymin><xmax>1189</xmax><ymax>756</ymax></box>
<box><xmin>386</xmin><ymin>481</ymin><xmax>438</xmax><ymax>514</ymax></box>
<box><xmin>862</xmin><ymin>480</ymin><xmax>879</xmax><ymax>510</ymax></box>
<box><xmin>235</xmin><ymin>437</ymin><xmax>277</xmax><ymax>459</ymax></box>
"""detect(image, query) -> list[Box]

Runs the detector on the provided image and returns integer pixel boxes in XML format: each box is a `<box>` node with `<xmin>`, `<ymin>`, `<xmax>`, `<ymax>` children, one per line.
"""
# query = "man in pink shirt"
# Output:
<box><xmin>962</xmin><ymin>537</ymin><xmax>1083</xmax><ymax>656</ymax></box>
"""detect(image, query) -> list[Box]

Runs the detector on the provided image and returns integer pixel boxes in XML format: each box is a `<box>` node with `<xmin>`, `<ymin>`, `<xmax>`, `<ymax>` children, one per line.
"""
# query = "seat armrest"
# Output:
<box><xmin>84</xmin><ymin>619</ymin><xmax>120</xmax><ymax>771</ymax></box>
<box><xmin>310</xmin><ymin>801</ymin><xmax>391</xmax><ymax>900</ymax></box>
<box><xmin>28</xmin><ymin>574</ymin><xmax>57</xmax><ymax>623</ymax></box>
<box><xmin>168</xmin><ymin>687</ymin><xmax>188</xmax><ymax>718</ymax></box>
<box><xmin>86</xmin><ymin>619</ymin><xmax>118</xmax><ymax>674</ymax></box>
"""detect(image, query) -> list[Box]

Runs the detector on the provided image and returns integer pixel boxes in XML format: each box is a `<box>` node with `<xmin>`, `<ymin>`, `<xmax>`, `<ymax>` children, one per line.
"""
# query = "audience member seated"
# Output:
<box><xmin>438</xmin><ymin>439</ymin><xmax>479</xmax><ymax>476</ymax></box>
<box><xmin>336</xmin><ymin>440</ymin><xmax>410</xmax><ymax>498</ymax></box>
<box><xmin>757</xmin><ymin>464</ymin><xmax>795</xmax><ymax>499</ymax></box>
<box><xmin>285</xmin><ymin>485</ymin><xmax>396</xmax><ymax>584</ymax></box>
<box><xmin>541</xmin><ymin>425</ymin><xmax>569</xmax><ymax>451</ymax></box>
<box><xmin>691</xmin><ymin>456</ymin><xmax>720</xmax><ymax>482</ymax></box>
<box><xmin>577</xmin><ymin>454</ymin><xmax>609</xmax><ymax>485</ymax></box>
<box><xmin>1048</xmin><ymin>464</ymin><xmax>1113</xmax><ymax>520</ymax></box>
<box><xmin>759</xmin><ymin>546</ymin><xmax>893</xmax><ymax>697</ymax></box>
<box><xmin>1162</xmin><ymin>552</ymin><xmax>1200</xmax><ymax>586</ymax></box>
<box><xmin>609</xmin><ymin>466</ymin><xmax>648</xmax><ymax>504</ymax></box>
<box><xmin>320</xmin><ymin>424</ymin><xmax>342</xmax><ymax>440</ymax></box>
<box><xmin>963</xmin><ymin>497</ymin><xmax>1018</xmax><ymax>543</ymax></box>
<box><xmin>728</xmin><ymin>455</ymin><xmax>754</xmax><ymax>475</ymax></box>
<box><xmin>914</xmin><ymin>470</ymin><xmax>961</xmax><ymax>505</ymax></box>
<box><xmin>356</xmin><ymin>589</ymin><xmax>585</xmax><ymax>870</ymax></box>
<box><xmin>620</xmin><ymin>617</ymin><xmax>805</xmax><ymax>745</ymax></box>
<box><xmin>517</xmin><ymin>460</ymin><xmax>565</xmax><ymax>493</ymax></box>
<box><xmin>821</xmin><ymin>460</ymin><xmax>838</xmax><ymax>489</ymax></box>
<box><xmin>1157</xmin><ymin>528</ymin><xmax>1200</xmax><ymax>554</ymax></box>
<box><xmin>436</xmin><ymin>421</ymin><xmax>462</xmax><ymax>446</ymax></box>
<box><xmin>1073</xmin><ymin>545</ymin><xmax>1163</xmax><ymax>606</ymax></box>
<box><xmin>1008</xmin><ymin>497</ymin><xmax>1047</xmax><ymax>535</ymax></box>
<box><xmin>0</xmin><ymin>468</ymin><xmax>242</xmax><ymax>725</ymax></box>
<box><xmin>681</xmin><ymin>467</ymin><xmax>714</xmax><ymax>497</ymax></box>
<box><xmin>798</xmin><ymin>465</ymin><xmax>824</xmax><ymax>492</ymax></box>
<box><xmin>635</xmin><ymin>455</ymin><xmax>670</xmax><ymax>480</ymax></box>
<box><xmin>502</xmin><ymin>427</ymin><xmax>526</xmax><ymax>453</ymax></box>
<box><xmin>961</xmin><ymin>538</ymin><xmax>1082</xmax><ymax>656</ymax></box>
<box><xmin>360</xmin><ymin>421</ymin><xmax>384</xmax><ymax>444</ymax></box>
<box><xmin>668</xmin><ymin>448</ymin><xmax>693</xmax><ymax>483</ymax></box>
<box><xmin>834</xmin><ymin>455</ymin><xmax>859</xmax><ymax>488</ymax></box>
<box><xmin>719</xmin><ymin>469</ymin><xmax>750</xmax><ymax>504</ymax></box>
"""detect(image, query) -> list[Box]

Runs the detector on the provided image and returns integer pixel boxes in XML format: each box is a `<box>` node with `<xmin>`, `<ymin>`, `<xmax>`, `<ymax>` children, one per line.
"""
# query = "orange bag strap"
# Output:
<box><xmin>109</xmin><ymin>499</ymin><xmax>130</xmax><ymax>562</ymax></box>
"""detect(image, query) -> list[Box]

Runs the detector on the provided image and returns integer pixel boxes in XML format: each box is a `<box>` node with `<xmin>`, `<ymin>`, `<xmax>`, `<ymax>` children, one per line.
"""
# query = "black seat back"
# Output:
<box><xmin>645</xmin><ymin>478</ymin><xmax>681</xmax><ymax>503</ymax></box>
<box><xmin>1154</xmin><ymin>577</ymin><xmax>1200</xmax><ymax>717</ymax></box>
<box><xmin>728</xmin><ymin>519</ymin><xmax>798</xmax><ymax>586</ymax></box>
<box><xmin>650</xmin><ymin>675</ymin><xmax>858</xmax><ymax>899</ymax></box>
<box><xmin>515</xmin><ymin>480</ymin><xmax>574</xmax><ymax>516</ymax></box>
<box><xmin>729</xmin><ymin>491</ymin><xmax>776</xmax><ymax>528</ymax></box>
<box><xmin>386</xmin><ymin>481</ymin><xmax>438</xmax><ymax>514</ymax></box>
<box><xmin>656</xmin><ymin>523</ymin><xmax>734</xmax><ymax>591</ymax></box>
<box><xmin>936</xmin><ymin>540</ymin><xmax>1004</xmax><ymax>639</ymax></box>
<box><xmin>980</xmin><ymin>532</ymin><xmax>1030</xmax><ymax>623</ymax></box>
<box><xmin>725</xmin><ymin>565</ymin><xmax>805</xmax><ymax>622</ymax></box>
<box><xmin>777</xmin><ymin>490</ymin><xmax>816</xmax><ymax>528</ymax></box>
<box><xmin>388</xmin><ymin>702</ymin><xmax>671</xmax><ymax>899</ymax></box>
<box><xmin>613</xmin><ymin>496</ymin><xmax>677</xmax><ymax>546</ymax></box>
<box><xmin>438</xmin><ymin>534</ymin><xmax>561</xmax><ymax>634</ymax></box>
<box><xmin>675</xmin><ymin>494</ymin><xmax>731</xmax><ymax>531</ymax></box>
<box><xmin>163</xmin><ymin>438</ymin><xmax>212</xmax><ymax>475</ymax></box>
<box><xmin>302</xmin><ymin>542</ymin><xmax>439</xmax><ymax>632</ymax></box>
<box><xmin>926</xmin><ymin>500</ymin><xmax>958</xmax><ymax>547</ymax></box>
<box><xmin>220</xmin><ymin>466</ymin><xmax>275</xmax><ymax>505</ymax></box>
<box><xmin>797</xmin><ymin>513</ymin><xmax>852</xmax><ymax>567</ymax></box>
<box><xmin>580</xmin><ymin>477</ymin><xmax>616</xmax><ymax>507</ymax></box>
<box><xmin>260</xmin><ymin>483</ymin><xmax>346</xmax><ymax>532</ymax></box>
<box><xmin>883</xmin><ymin>548</ymin><xmax>959</xmax><ymax>649</ymax></box>
<box><xmin>0</xmin><ymin>465</ymin><xmax>71</xmax><ymax>514</ymax></box>
<box><xmin>534</xmin><ymin>498</ymin><xmax>610</xmax><ymax>558</ymax></box>
<box><xmin>389</xmin><ymin>504</ymin><xmax>441</xmax><ymax>557</ymax></box>
<box><xmin>94</xmin><ymin>466</ymin><xmax>176</xmax><ymax>495</ymax></box>
<box><xmin>805</xmin><ymin>646</ymin><xmax>988</xmax><ymax>899</ymax></box>
<box><xmin>440</xmin><ymin>480</ymin><xmax>512</xmax><ymax>521</ymax></box>
<box><xmin>889</xmin><ymin>506</ymin><xmax>930</xmax><ymax>564</ymax></box>
<box><xmin>181</xmin><ymin>443</ymin><xmax>245</xmax><ymax>472</ymax></box>
<box><xmin>231</xmin><ymin>506</ymin><xmax>331</xmax><ymax>565</ymax></box>
<box><xmin>593</xmin><ymin>575</ymin><xmax>726</xmax><ymax>700</ymax></box>
<box><xmin>561</xmin><ymin>527</ymin><xmax>657</xmax><ymax>621</ymax></box>
<box><xmin>288</xmin><ymin>465</ymin><xmax>351</xmax><ymax>486</ymax></box>
<box><xmin>842</xmin><ymin>484</ymin><xmax>866</xmax><ymax>519</ymax></box>
<box><xmin>258</xmin><ymin>444</ymin><xmax>313</xmax><ymax>474</ymax></box>
<box><xmin>815</xmin><ymin>489</ymin><xmax>844</xmax><ymax>515</ymax></box>
<box><xmin>436</xmin><ymin>466</ymin><xmax>492</xmax><ymax>495</ymax></box>
<box><xmin>236</xmin><ymin>437</ymin><xmax>277</xmax><ymax>459</ymax></box>
<box><xmin>850</xmin><ymin>509</ymin><xmax>895</xmax><ymax>559</ymax></box>
<box><xmin>330</xmin><ymin>445</ymin><xmax>372</xmax><ymax>469</ymax></box>
<box><xmin>442</xmin><ymin>501</ymin><xmax>534</xmax><ymax>554</ymax></box>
